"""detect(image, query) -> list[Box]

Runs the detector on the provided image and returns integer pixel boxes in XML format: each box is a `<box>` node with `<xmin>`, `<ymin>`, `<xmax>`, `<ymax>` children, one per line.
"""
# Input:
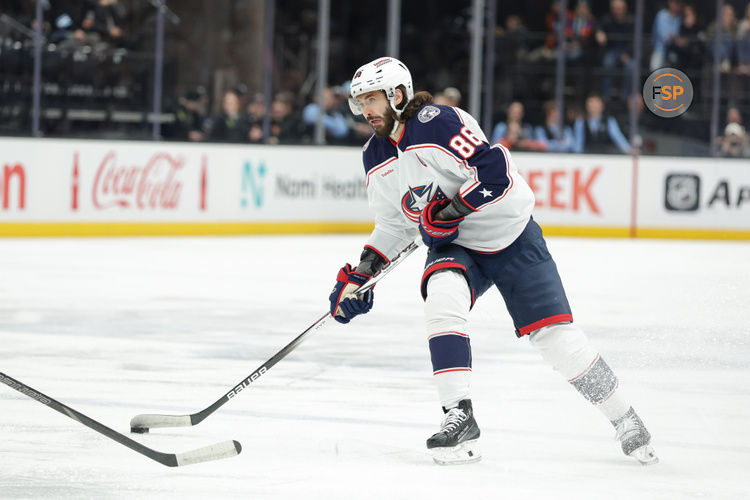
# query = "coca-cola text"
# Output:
<box><xmin>91</xmin><ymin>151</ymin><xmax>184</xmax><ymax>210</ymax></box>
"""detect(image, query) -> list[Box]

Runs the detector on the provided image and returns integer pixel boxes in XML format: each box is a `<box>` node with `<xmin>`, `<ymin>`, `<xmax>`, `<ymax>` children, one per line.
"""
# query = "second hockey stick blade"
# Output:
<box><xmin>0</xmin><ymin>371</ymin><xmax>241</xmax><ymax>467</ymax></box>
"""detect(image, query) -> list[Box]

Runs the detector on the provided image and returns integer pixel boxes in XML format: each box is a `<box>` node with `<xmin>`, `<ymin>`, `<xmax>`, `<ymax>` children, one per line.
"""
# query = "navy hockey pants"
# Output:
<box><xmin>420</xmin><ymin>217</ymin><xmax>573</xmax><ymax>337</ymax></box>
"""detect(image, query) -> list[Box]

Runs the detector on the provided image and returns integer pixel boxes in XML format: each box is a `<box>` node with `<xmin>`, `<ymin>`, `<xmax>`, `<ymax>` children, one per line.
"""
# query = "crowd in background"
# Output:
<box><xmin>1</xmin><ymin>0</ymin><xmax>152</xmax><ymax>50</ymax></box>
<box><xmin>1</xmin><ymin>0</ymin><xmax>749</xmax><ymax>157</ymax></box>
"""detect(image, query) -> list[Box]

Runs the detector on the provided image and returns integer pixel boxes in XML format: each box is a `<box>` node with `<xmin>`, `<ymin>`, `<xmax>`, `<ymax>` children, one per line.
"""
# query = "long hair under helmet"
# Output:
<box><xmin>348</xmin><ymin>57</ymin><xmax>414</xmax><ymax>133</ymax></box>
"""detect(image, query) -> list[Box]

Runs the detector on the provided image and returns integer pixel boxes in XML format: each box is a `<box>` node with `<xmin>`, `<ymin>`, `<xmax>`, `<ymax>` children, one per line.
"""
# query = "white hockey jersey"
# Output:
<box><xmin>362</xmin><ymin>104</ymin><xmax>535</xmax><ymax>259</ymax></box>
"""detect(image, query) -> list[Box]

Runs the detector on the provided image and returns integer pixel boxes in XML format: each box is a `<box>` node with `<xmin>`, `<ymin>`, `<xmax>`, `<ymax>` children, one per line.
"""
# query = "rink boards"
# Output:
<box><xmin>0</xmin><ymin>137</ymin><xmax>748</xmax><ymax>239</ymax></box>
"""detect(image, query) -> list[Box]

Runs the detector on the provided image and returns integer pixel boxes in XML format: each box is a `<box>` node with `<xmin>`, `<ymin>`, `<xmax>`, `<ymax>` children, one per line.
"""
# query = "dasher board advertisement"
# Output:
<box><xmin>1</xmin><ymin>137</ymin><xmax>748</xmax><ymax>239</ymax></box>
<box><xmin>0</xmin><ymin>138</ymin><xmax>369</xmax><ymax>224</ymax></box>
<box><xmin>637</xmin><ymin>156</ymin><xmax>750</xmax><ymax>231</ymax></box>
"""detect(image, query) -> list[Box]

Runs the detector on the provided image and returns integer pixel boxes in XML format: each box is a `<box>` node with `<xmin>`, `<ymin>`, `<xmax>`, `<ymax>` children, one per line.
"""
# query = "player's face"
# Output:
<box><xmin>358</xmin><ymin>91</ymin><xmax>396</xmax><ymax>138</ymax></box>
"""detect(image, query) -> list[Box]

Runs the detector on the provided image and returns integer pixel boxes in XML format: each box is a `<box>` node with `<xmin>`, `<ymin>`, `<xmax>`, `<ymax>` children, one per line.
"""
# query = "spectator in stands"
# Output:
<box><xmin>566</xmin><ymin>102</ymin><xmax>584</xmax><ymax>128</ymax></box>
<box><xmin>246</xmin><ymin>93</ymin><xmax>266</xmax><ymax>143</ymax></box>
<box><xmin>650</xmin><ymin>0</ymin><xmax>683</xmax><ymax>71</ymax></box>
<box><xmin>498</xmin><ymin>121</ymin><xmax>547</xmax><ymax>152</ymax></box>
<box><xmin>574</xmin><ymin>93</ymin><xmax>631</xmax><ymax>154</ymax></box>
<box><xmin>433</xmin><ymin>87</ymin><xmax>462</xmax><ymax>107</ymax></box>
<box><xmin>491</xmin><ymin>101</ymin><xmax>534</xmax><ymax>144</ymax></box>
<box><xmin>707</xmin><ymin>4</ymin><xmax>738</xmax><ymax>73</ymax></box>
<box><xmin>495</xmin><ymin>15</ymin><xmax>531</xmax><ymax>64</ymax></box>
<box><xmin>531</xmin><ymin>0</ymin><xmax>573</xmax><ymax>61</ymax></box>
<box><xmin>673</xmin><ymin>4</ymin><xmax>706</xmax><ymax>73</ymax></box>
<box><xmin>738</xmin><ymin>3</ymin><xmax>750</xmax><ymax>74</ymax></box>
<box><xmin>719</xmin><ymin>122</ymin><xmax>749</xmax><ymax>157</ymax></box>
<box><xmin>564</xmin><ymin>1</ymin><xmax>596</xmax><ymax>64</ymax></box>
<box><xmin>209</xmin><ymin>89</ymin><xmax>249</xmax><ymax>143</ymax></box>
<box><xmin>535</xmin><ymin>101</ymin><xmax>575</xmax><ymax>152</ymax></box>
<box><xmin>711</xmin><ymin>106</ymin><xmax>747</xmax><ymax>155</ymax></box>
<box><xmin>81</xmin><ymin>0</ymin><xmax>126</xmax><ymax>48</ymax></box>
<box><xmin>302</xmin><ymin>86</ymin><xmax>349</xmax><ymax>144</ymax></box>
<box><xmin>726</xmin><ymin>106</ymin><xmax>743</xmax><ymax>127</ymax></box>
<box><xmin>268</xmin><ymin>91</ymin><xmax>304</xmax><ymax>145</ymax></box>
<box><xmin>596</xmin><ymin>0</ymin><xmax>634</xmax><ymax>101</ymax></box>
<box><xmin>233</xmin><ymin>83</ymin><xmax>250</xmax><ymax>113</ymax></box>
<box><xmin>46</xmin><ymin>2</ymin><xmax>85</xmax><ymax>44</ymax></box>
<box><xmin>173</xmin><ymin>86</ymin><xmax>209</xmax><ymax>142</ymax></box>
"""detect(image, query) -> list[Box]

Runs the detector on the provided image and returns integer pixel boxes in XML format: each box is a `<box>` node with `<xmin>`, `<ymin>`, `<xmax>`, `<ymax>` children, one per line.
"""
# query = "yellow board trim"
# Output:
<box><xmin>542</xmin><ymin>225</ymin><xmax>750</xmax><ymax>240</ymax></box>
<box><xmin>634</xmin><ymin>227</ymin><xmax>750</xmax><ymax>240</ymax></box>
<box><xmin>539</xmin><ymin>226</ymin><xmax>632</xmax><ymax>238</ymax></box>
<box><xmin>0</xmin><ymin>222</ymin><xmax>748</xmax><ymax>240</ymax></box>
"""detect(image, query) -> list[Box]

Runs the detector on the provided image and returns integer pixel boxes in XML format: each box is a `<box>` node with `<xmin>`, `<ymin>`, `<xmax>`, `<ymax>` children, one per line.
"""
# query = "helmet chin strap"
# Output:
<box><xmin>390</xmin><ymin>117</ymin><xmax>400</xmax><ymax>135</ymax></box>
<box><xmin>389</xmin><ymin>97</ymin><xmax>407</xmax><ymax>135</ymax></box>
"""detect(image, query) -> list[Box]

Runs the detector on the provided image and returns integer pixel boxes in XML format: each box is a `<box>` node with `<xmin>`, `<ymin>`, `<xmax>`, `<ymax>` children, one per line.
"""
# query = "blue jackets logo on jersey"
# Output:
<box><xmin>401</xmin><ymin>183</ymin><xmax>447</xmax><ymax>222</ymax></box>
<box><xmin>418</xmin><ymin>105</ymin><xmax>441</xmax><ymax>123</ymax></box>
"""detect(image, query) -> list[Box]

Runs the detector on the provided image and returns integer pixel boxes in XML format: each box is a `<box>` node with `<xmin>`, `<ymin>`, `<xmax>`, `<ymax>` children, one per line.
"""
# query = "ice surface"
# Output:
<box><xmin>1</xmin><ymin>235</ymin><xmax>749</xmax><ymax>499</ymax></box>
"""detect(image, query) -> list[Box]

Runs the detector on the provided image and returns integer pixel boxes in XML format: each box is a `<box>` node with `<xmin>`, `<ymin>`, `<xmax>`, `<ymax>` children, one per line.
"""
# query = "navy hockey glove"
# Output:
<box><xmin>329</xmin><ymin>264</ymin><xmax>374</xmax><ymax>324</ymax></box>
<box><xmin>419</xmin><ymin>198</ymin><xmax>464</xmax><ymax>248</ymax></box>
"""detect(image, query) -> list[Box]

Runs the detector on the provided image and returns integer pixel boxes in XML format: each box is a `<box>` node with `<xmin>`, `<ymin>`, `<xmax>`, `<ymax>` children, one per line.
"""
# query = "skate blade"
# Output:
<box><xmin>429</xmin><ymin>439</ymin><xmax>481</xmax><ymax>465</ymax></box>
<box><xmin>629</xmin><ymin>445</ymin><xmax>659</xmax><ymax>465</ymax></box>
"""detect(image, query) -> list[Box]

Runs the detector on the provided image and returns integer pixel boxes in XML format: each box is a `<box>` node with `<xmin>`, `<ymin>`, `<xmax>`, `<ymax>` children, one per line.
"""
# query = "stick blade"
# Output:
<box><xmin>130</xmin><ymin>413</ymin><xmax>192</xmax><ymax>432</ymax></box>
<box><xmin>175</xmin><ymin>440</ymin><xmax>242</xmax><ymax>467</ymax></box>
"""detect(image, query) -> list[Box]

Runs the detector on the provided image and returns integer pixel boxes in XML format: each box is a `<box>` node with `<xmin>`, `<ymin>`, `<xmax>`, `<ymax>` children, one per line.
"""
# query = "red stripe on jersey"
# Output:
<box><xmin>457</xmin><ymin>192</ymin><xmax>478</xmax><ymax>211</ymax></box>
<box><xmin>451</xmin><ymin>107</ymin><xmax>466</xmax><ymax>124</ymax></box>
<box><xmin>459</xmin><ymin>181</ymin><xmax>480</xmax><ymax>198</ymax></box>
<box><xmin>389</xmin><ymin>125</ymin><xmax>406</xmax><ymax>147</ymax></box>
<box><xmin>459</xmin><ymin>144</ymin><xmax>514</xmax><ymax>211</ymax></box>
<box><xmin>366</xmin><ymin>157</ymin><xmax>397</xmax><ymax>187</ymax></box>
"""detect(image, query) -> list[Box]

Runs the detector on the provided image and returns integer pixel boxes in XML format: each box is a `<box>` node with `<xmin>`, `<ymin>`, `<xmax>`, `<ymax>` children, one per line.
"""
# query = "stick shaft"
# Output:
<box><xmin>131</xmin><ymin>239</ymin><xmax>421</xmax><ymax>430</ymax></box>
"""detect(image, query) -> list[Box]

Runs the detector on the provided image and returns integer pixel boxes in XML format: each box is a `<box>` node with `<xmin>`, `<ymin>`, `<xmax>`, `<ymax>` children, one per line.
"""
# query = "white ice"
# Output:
<box><xmin>1</xmin><ymin>234</ymin><xmax>749</xmax><ymax>499</ymax></box>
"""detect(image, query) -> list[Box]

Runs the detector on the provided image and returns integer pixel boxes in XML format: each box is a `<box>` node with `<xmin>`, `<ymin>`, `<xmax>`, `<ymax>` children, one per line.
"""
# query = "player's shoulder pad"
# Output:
<box><xmin>362</xmin><ymin>134</ymin><xmax>397</xmax><ymax>175</ymax></box>
<box><xmin>407</xmin><ymin>104</ymin><xmax>466</xmax><ymax>146</ymax></box>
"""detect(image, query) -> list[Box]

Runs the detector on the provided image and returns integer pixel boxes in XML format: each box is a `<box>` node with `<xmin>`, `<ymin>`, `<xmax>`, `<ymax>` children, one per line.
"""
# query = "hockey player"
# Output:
<box><xmin>328</xmin><ymin>57</ymin><xmax>657</xmax><ymax>466</ymax></box>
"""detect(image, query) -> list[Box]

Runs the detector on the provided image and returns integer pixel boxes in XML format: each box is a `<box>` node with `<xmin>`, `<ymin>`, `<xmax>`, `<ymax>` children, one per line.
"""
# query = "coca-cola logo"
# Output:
<box><xmin>91</xmin><ymin>151</ymin><xmax>184</xmax><ymax>209</ymax></box>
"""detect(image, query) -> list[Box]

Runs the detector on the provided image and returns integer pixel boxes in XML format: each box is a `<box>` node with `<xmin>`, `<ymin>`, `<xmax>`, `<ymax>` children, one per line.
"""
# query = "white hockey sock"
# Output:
<box><xmin>528</xmin><ymin>323</ymin><xmax>630</xmax><ymax>421</ymax></box>
<box><xmin>424</xmin><ymin>271</ymin><xmax>473</xmax><ymax>409</ymax></box>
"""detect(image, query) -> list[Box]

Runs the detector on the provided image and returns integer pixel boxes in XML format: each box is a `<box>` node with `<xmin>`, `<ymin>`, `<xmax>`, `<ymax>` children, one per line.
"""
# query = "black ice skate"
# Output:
<box><xmin>612</xmin><ymin>407</ymin><xmax>658</xmax><ymax>465</ymax></box>
<box><xmin>426</xmin><ymin>399</ymin><xmax>481</xmax><ymax>465</ymax></box>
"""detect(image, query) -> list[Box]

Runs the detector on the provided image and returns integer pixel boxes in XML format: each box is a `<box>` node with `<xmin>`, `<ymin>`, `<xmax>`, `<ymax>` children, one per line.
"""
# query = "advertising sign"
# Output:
<box><xmin>637</xmin><ymin>156</ymin><xmax>750</xmax><ymax>230</ymax></box>
<box><xmin>1</xmin><ymin>138</ymin><xmax>747</xmax><ymax>239</ymax></box>
<box><xmin>513</xmin><ymin>152</ymin><xmax>632</xmax><ymax>229</ymax></box>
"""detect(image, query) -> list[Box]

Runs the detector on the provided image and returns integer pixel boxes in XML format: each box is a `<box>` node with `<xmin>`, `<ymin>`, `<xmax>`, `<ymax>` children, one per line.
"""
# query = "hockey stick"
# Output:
<box><xmin>0</xmin><ymin>371</ymin><xmax>241</xmax><ymax>467</ymax></box>
<box><xmin>130</xmin><ymin>239</ymin><xmax>421</xmax><ymax>433</ymax></box>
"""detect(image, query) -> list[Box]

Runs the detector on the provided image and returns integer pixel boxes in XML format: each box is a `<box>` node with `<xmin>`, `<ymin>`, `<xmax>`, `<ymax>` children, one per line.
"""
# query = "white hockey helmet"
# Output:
<box><xmin>348</xmin><ymin>57</ymin><xmax>414</xmax><ymax>118</ymax></box>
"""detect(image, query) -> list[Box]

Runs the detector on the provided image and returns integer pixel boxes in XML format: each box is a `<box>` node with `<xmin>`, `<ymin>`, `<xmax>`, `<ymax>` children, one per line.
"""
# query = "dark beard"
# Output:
<box><xmin>372</xmin><ymin>107</ymin><xmax>398</xmax><ymax>138</ymax></box>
